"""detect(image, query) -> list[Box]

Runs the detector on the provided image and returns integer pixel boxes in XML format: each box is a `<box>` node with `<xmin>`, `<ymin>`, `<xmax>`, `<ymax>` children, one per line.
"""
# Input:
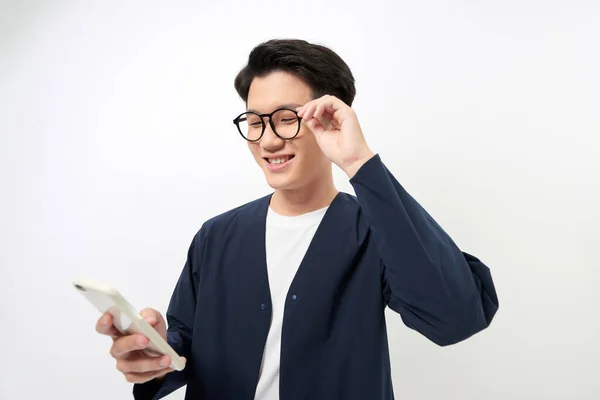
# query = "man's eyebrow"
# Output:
<box><xmin>246</xmin><ymin>103</ymin><xmax>303</xmax><ymax>114</ymax></box>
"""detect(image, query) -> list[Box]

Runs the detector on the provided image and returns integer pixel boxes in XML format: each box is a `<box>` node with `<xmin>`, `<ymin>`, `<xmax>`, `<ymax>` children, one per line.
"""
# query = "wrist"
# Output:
<box><xmin>342</xmin><ymin>150</ymin><xmax>375</xmax><ymax>179</ymax></box>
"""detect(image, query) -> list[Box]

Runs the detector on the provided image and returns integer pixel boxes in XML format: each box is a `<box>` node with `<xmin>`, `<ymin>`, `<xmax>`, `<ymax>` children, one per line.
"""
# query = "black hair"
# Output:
<box><xmin>234</xmin><ymin>39</ymin><xmax>356</xmax><ymax>106</ymax></box>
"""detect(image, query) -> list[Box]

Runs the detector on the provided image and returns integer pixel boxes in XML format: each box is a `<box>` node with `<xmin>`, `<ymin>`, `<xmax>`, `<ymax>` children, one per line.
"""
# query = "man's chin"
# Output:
<box><xmin>264</xmin><ymin>174</ymin><xmax>297</xmax><ymax>191</ymax></box>
<box><xmin>265</xmin><ymin>179</ymin><xmax>289</xmax><ymax>191</ymax></box>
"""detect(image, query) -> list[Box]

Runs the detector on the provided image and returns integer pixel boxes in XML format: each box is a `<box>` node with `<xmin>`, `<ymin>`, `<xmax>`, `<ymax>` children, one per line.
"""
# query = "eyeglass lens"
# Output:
<box><xmin>237</xmin><ymin>109</ymin><xmax>299</xmax><ymax>140</ymax></box>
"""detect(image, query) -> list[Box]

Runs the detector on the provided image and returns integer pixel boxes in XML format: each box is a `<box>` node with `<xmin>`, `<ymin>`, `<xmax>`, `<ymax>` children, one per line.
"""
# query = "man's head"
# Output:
<box><xmin>233</xmin><ymin>39</ymin><xmax>355</xmax><ymax>191</ymax></box>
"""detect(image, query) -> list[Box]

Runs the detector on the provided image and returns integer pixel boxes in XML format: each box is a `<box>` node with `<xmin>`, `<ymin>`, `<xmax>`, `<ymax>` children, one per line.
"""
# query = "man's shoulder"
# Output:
<box><xmin>337</xmin><ymin>191</ymin><xmax>359</xmax><ymax>204</ymax></box>
<box><xmin>198</xmin><ymin>193</ymin><xmax>271</xmax><ymax>236</ymax></box>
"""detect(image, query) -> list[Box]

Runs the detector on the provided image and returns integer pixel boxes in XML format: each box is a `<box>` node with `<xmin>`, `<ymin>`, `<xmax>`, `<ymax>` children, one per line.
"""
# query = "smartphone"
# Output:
<box><xmin>72</xmin><ymin>278</ymin><xmax>185</xmax><ymax>371</ymax></box>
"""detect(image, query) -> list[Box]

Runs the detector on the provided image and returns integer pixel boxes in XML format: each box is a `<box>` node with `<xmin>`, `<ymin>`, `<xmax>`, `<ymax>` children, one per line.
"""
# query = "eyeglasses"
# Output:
<box><xmin>232</xmin><ymin>107</ymin><xmax>302</xmax><ymax>142</ymax></box>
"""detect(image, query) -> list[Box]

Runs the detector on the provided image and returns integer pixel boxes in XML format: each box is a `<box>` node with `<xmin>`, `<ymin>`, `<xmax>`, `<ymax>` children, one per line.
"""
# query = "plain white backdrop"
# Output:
<box><xmin>1</xmin><ymin>1</ymin><xmax>599</xmax><ymax>399</ymax></box>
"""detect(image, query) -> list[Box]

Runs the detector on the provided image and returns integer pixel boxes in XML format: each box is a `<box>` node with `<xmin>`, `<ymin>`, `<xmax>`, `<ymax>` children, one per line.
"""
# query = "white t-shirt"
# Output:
<box><xmin>253</xmin><ymin>205</ymin><xmax>328</xmax><ymax>400</ymax></box>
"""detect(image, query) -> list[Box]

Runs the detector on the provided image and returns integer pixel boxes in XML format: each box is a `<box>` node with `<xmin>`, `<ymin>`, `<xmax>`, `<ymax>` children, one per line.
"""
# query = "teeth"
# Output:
<box><xmin>268</xmin><ymin>156</ymin><xmax>291</xmax><ymax>164</ymax></box>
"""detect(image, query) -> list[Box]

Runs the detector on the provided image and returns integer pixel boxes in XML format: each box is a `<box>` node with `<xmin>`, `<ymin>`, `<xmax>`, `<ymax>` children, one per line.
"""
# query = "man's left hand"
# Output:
<box><xmin>297</xmin><ymin>95</ymin><xmax>375</xmax><ymax>178</ymax></box>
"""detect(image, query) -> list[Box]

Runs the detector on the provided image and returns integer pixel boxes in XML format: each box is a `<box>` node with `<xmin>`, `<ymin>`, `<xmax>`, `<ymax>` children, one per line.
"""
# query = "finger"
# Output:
<box><xmin>303</xmin><ymin>117</ymin><xmax>326</xmax><ymax>136</ymax></box>
<box><xmin>96</xmin><ymin>313</ymin><xmax>122</xmax><ymax>338</ymax></box>
<box><xmin>110</xmin><ymin>334</ymin><xmax>149</xmax><ymax>359</ymax></box>
<box><xmin>296</xmin><ymin>102</ymin><xmax>311</xmax><ymax>117</ymax></box>
<box><xmin>301</xmin><ymin>101</ymin><xmax>318</xmax><ymax>120</ymax></box>
<box><xmin>305</xmin><ymin>98</ymin><xmax>348</xmax><ymax>125</ymax></box>
<box><xmin>139</xmin><ymin>308</ymin><xmax>166</xmax><ymax>333</ymax></box>
<box><xmin>313</xmin><ymin>102</ymin><xmax>327</xmax><ymax>119</ymax></box>
<box><xmin>305</xmin><ymin>95</ymin><xmax>338</xmax><ymax>112</ymax></box>
<box><xmin>117</xmin><ymin>354</ymin><xmax>172</xmax><ymax>374</ymax></box>
<box><xmin>139</xmin><ymin>308</ymin><xmax>158</xmax><ymax>326</ymax></box>
<box><xmin>124</xmin><ymin>367</ymin><xmax>173</xmax><ymax>384</ymax></box>
<box><xmin>297</xmin><ymin>95</ymin><xmax>332</xmax><ymax>118</ymax></box>
<box><xmin>122</xmin><ymin>356</ymin><xmax>186</xmax><ymax>384</ymax></box>
<box><xmin>313</xmin><ymin>106</ymin><xmax>335</xmax><ymax>130</ymax></box>
<box><xmin>321</xmin><ymin>102</ymin><xmax>353</xmax><ymax>126</ymax></box>
<box><xmin>320</xmin><ymin>94</ymin><xmax>346</xmax><ymax>112</ymax></box>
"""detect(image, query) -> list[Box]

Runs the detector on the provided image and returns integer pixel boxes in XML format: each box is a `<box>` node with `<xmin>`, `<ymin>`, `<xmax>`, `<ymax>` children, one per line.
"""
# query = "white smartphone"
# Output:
<box><xmin>72</xmin><ymin>278</ymin><xmax>185</xmax><ymax>371</ymax></box>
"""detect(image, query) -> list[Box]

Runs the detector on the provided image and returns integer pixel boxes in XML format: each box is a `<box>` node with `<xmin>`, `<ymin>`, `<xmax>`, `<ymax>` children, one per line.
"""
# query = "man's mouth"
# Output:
<box><xmin>264</xmin><ymin>155</ymin><xmax>295</xmax><ymax>164</ymax></box>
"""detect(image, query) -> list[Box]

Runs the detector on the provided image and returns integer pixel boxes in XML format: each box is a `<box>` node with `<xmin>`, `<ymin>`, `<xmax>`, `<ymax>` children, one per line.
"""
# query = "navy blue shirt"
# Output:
<box><xmin>133</xmin><ymin>154</ymin><xmax>499</xmax><ymax>399</ymax></box>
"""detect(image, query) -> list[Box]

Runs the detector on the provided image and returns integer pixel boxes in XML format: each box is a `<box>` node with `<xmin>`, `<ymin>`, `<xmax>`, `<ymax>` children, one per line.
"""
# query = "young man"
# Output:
<box><xmin>96</xmin><ymin>39</ymin><xmax>499</xmax><ymax>400</ymax></box>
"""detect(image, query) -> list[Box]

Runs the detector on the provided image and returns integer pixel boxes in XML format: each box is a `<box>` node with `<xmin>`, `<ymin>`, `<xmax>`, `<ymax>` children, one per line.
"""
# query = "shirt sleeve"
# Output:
<box><xmin>133</xmin><ymin>226</ymin><xmax>207</xmax><ymax>399</ymax></box>
<box><xmin>349</xmin><ymin>154</ymin><xmax>499</xmax><ymax>346</ymax></box>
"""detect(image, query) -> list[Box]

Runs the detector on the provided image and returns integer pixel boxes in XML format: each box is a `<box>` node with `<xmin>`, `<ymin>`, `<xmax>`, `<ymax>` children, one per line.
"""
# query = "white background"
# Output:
<box><xmin>1</xmin><ymin>1</ymin><xmax>599</xmax><ymax>399</ymax></box>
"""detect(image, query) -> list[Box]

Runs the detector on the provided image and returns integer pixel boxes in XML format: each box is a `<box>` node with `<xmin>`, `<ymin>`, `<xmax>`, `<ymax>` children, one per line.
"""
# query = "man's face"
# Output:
<box><xmin>245</xmin><ymin>71</ymin><xmax>330</xmax><ymax>191</ymax></box>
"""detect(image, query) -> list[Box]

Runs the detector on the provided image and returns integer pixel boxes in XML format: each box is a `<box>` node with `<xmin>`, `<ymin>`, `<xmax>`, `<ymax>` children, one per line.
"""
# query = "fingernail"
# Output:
<box><xmin>145</xmin><ymin>315</ymin><xmax>156</xmax><ymax>324</ymax></box>
<box><xmin>160</xmin><ymin>357</ymin><xmax>170</xmax><ymax>367</ymax></box>
<box><xmin>137</xmin><ymin>337</ymin><xmax>147</xmax><ymax>347</ymax></box>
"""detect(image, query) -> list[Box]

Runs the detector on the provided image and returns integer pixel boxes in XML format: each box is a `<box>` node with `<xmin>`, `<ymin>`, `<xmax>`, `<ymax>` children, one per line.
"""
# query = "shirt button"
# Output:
<box><xmin>291</xmin><ymin>295</ymin><xmax>297</xmax><ymax>301</ymax></box>
<box><xmin>260</xmin><ymin>304</ymin><xmax>266</xmax><ymax>310</ymax></box>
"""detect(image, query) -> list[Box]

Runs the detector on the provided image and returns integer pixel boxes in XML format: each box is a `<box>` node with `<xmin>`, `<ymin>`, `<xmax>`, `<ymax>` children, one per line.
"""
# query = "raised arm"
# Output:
<box><xmin>350</xmin><ymin>155</ymin><xmax>498</xmax><ymax>346</ymax></box>
<box><xmin>298</xmin><ymin>94</ymin><xmax>498</xmax><ymax>345</ymax></box>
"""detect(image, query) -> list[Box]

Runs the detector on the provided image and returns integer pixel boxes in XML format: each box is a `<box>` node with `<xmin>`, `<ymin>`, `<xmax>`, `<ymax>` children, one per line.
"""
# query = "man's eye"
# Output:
<box><xmin>281</xmin><ymin>118</ymin><xmax>296</xmax><ymax>124</ymax></box>
<box><xmin>249</xmin><ymin>122</ymin><xmax>262</xmax><ymax>127</ymax></box>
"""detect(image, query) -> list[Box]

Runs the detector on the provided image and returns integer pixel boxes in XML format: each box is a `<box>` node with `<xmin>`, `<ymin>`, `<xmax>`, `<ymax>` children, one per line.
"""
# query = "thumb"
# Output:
<box><xmin>139</xmin><ymin>307</ymin><xmax>162</xmax><ymax>327</ymax></box>
<box><xmin>303</xmin><ymin>117</ymin><xmax>325</xmax><ymax>136</ymax></box>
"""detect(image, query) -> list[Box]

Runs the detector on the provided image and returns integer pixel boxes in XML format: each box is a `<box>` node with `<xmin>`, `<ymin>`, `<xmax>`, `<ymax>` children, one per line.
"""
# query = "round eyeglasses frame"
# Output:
<box><xmin>232</xmin><ymin>107</ymin><xmax>303</xmax><ymax>142</ymax></box>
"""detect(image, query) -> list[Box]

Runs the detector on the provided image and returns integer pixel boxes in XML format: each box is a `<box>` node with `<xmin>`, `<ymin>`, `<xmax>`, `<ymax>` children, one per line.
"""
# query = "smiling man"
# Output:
<box><xmin>96</xmin><ymin>39</ymin><xmax>499</xmax><ymax>400</ymax></box>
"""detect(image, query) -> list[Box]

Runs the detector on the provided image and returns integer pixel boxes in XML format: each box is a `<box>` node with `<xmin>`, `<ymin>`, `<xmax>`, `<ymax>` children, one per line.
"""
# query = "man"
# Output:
<box><xmin>96</xmin><ymin>39</ymin><xmax>498</xmax><ymax>399</ymax></box>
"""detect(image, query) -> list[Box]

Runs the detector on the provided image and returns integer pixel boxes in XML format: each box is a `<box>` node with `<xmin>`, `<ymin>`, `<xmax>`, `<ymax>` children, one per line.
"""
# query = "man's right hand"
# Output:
<box><xmin>96</xmin><ymin>308</ymin><xmax>185</xmax><ymax>384</ymax></box>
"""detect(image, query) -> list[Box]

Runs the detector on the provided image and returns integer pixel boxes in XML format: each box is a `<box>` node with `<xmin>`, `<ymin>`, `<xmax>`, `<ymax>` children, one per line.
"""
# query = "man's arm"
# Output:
<box><xmin>133</xmin><ymin>226</ymin><xmax>207</xmax><ymax>399</ymax></box>
<box><xmin>350</xmin><ymin>154</ymin><xmax>499</xmax><ymax>346</ymax></box>
<box><xmin>297</xmin><ymin>94</ymin><xmax>498</xmax><ymax>346</ymax></box>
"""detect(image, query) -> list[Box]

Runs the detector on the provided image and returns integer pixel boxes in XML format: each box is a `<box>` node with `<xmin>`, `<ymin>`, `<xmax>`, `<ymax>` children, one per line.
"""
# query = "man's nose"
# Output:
<box><xmin>260</xmin><ymin>121</ymin><xmax>284</xmax><ymax>149</ymax></box>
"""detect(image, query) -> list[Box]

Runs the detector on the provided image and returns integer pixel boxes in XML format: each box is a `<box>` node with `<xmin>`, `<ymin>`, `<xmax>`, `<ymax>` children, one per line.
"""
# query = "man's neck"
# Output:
<box><xmin>269</xmin><ymin>178</ymin><xmax>338</xmax><ymax>217</ymax></box>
